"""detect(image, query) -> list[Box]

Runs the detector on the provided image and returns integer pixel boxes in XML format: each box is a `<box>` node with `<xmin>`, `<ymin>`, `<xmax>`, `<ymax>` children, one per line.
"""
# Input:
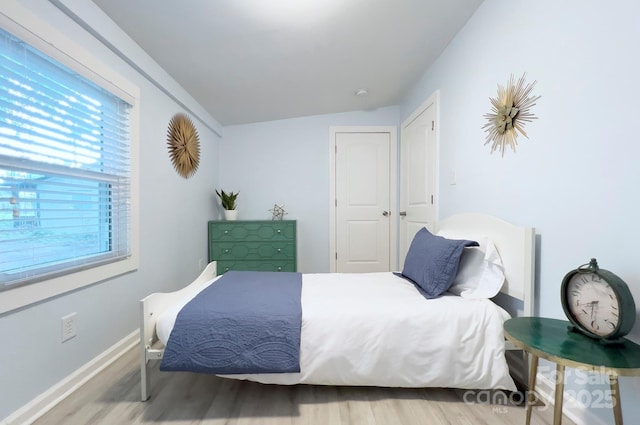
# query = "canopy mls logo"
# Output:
<box><xmin>462</xmin><ymin>390</ymin><xmax>524</xmax><ymax>414</ymax></box>
<box><xmin>462</xmin><ymin>364</ymin><xmax>619</xmax><ymax>413</ymax></box>
<box><xmin>462</xmin><ymin>388</ymin><xmax>616</xmax><ymax>413</ymax></box>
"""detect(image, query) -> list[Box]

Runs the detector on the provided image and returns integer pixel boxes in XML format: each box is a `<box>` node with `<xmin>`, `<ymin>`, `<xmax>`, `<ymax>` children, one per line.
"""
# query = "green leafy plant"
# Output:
<box><xmin>216</xmin><ymin>189</ymin><xmax>239</xmax><ymax>210</ymax></box>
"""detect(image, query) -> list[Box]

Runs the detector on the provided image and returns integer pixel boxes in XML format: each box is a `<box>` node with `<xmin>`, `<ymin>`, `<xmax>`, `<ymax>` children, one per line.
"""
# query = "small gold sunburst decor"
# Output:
<box><xmin>482</xmin><ymin>73</ymin><xmax>541</xmax><ymax>156</ymax></box>
<box><xmin>167</xmin><ymin>113</ymin><xmax>200</xmax><ymax>178</ymax></box>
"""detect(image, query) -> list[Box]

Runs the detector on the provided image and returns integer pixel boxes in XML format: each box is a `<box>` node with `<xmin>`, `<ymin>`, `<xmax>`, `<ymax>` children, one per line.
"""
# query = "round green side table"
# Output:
<box><xmin>504</xmin><ymin>317</ymin><xmax>640</xmax><ymax>425</ymax></box>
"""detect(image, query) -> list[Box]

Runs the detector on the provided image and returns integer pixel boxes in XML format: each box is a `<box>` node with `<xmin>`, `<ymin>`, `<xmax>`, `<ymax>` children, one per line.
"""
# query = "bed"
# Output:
<box><xmin>139</xmin><ymin>213</ymin><xmax>535</xmax><ymax>401</ymax></box>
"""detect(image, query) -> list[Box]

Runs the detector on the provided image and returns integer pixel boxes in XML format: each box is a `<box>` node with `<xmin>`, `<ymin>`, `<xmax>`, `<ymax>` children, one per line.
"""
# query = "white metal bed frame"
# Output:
<box><xmin>139</xmin><ymin>213</ymin><xmax>535</xmax><ymax>401</ymax></box>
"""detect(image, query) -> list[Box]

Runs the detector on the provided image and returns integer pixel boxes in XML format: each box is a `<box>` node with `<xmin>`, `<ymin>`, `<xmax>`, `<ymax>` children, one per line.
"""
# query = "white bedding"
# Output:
<box><xmin>156</xmin><ymin>271</ymin><xmax>516</xmax><ymax>391</ymax></box>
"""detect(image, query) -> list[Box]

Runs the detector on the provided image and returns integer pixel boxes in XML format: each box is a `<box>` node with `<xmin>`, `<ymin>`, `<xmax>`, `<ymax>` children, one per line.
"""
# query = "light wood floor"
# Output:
<box><xmin>34</xmin><ymin>347</ymin><xmax>576</xmax><ymax>425</ymax></box>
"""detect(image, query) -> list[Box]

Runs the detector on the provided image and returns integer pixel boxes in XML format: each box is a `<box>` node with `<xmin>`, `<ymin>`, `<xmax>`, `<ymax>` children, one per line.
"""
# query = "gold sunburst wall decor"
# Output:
<box><xmin>482</xmin><ymin>73</ymin><xmax>541</xmax><ymax>156</ymax></box>
<box><xmin>167</xmin><ymin>113</ymin><xmax>200</xmax><ymax>178</ymax></box>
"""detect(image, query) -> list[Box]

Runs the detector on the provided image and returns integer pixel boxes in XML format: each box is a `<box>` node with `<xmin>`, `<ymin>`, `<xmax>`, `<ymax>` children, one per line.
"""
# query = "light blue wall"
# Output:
<box><xmin>402</xmin><ymin>1</ymin><xmax>640</xmax><ymax>423</ymax></box>
<box><xmin>220</xmin><ymin>107</ymin><xmax>400</xmax><ymax>273</ymax></box>
<box><xmin>0</xmin><ymin>1</ymin><xmax>220</xmax><ymax>420</ymax></box>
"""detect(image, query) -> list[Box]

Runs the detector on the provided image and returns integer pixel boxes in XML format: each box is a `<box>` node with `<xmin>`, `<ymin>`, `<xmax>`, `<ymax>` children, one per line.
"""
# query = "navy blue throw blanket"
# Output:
<box><xmin>160</xmin><ymin>270</ymin><xmax>303</xmax><ymax>374</ymax></box>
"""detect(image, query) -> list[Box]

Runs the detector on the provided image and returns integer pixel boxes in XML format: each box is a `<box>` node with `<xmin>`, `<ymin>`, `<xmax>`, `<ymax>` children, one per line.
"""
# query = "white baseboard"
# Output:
<box><xmin>534</xmin><ymin>373</ymin><xmax>609</xmax><ymax>425</ymax></box>
<box><xmin>2</xmin><ymin>330</ymin><xmax>139</xmax><ymax>425</ymax></box>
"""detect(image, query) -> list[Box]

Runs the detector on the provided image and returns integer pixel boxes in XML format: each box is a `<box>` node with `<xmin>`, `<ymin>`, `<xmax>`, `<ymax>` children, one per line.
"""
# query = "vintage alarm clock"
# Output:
<box><xmin>560</xmin><ymin>258</ymin><xmax>636</xmax><ymax>344</ymax></box>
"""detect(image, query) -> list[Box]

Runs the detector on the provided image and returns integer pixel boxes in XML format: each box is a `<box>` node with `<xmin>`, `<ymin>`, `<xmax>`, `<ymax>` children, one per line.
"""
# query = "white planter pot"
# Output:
<box><xmin>224</xmin><ymin>209</ymin><xmax>238</xmax><ymax>221</ymax></box>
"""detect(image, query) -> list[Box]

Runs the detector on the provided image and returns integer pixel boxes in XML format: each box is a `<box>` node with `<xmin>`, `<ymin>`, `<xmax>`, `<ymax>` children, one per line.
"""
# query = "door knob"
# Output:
<box><xmin>382</xmin><ymin>211</ymin><xmax>390</xmax><ymax>217</ymax></box>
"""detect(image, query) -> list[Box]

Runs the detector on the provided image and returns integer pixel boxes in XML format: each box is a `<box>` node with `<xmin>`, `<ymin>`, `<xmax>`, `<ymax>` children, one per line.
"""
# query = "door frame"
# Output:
<box><xmin>329</xmin><ymin>126</ymin><xmax>398</xmax><ymax>272</ymax></box>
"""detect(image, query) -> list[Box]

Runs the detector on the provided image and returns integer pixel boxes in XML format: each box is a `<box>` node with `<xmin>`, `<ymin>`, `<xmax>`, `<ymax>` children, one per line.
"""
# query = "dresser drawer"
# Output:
<box><xmin>210</xmin><ymin>242</ymin><xmax>295</xmax><ymax>261</ymax></box>
<box><xmin>216</xmin><ymin>260</ymin><xmax>296</xmax><ymax>274</ymax></box>
<box><xmin>209</xmin><ymin>221</ymin><xmax>295</xmax><ymax>242</ymax></box>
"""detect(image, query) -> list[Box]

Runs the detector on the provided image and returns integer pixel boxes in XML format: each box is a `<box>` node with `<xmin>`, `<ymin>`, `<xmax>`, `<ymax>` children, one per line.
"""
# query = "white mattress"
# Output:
<box><xmin>156</xmin><ymin>272</ymin><xmax>516</xmax><ymax>391</ymax></box>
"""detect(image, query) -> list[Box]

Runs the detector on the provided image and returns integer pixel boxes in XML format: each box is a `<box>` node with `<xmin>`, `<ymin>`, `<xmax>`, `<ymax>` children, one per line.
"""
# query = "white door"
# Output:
<box><xmin>399</xmin><ymin>95</ymin><xmax>438</xmax><ymax>265</ymax></box>
<box><xmin>333</xmin><ymin>131</ymin><xmax>393</xmax><ymax>273</ymax></box>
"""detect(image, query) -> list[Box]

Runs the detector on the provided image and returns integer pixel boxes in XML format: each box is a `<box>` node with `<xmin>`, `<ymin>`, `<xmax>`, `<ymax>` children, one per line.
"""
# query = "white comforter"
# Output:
<box><xmin>157</xmin><ymin>272</ymin><xmax>516</xmax><ymax>391</ymax></box>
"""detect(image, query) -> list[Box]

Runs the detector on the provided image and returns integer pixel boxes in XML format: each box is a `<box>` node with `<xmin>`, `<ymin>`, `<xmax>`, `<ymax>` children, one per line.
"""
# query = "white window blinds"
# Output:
<box><xmin>0</xmin><ymin>27</ymin><xmax>132</xmax><ymax>289</ymax></box>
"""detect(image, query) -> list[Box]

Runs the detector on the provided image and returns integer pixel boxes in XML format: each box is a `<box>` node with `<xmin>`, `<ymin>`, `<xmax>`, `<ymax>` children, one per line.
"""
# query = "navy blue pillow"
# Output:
<box><xmin>400</xmin><ymin>228</ymin><xmax>478</xmax><ymax>299</ymax></box>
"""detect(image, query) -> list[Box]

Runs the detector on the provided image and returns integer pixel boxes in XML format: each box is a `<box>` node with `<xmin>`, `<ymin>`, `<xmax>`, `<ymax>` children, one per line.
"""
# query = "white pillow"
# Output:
<box><xmin>447</xmin><ymin>237</ymin><xmax>505</xmax><ymax>299</ymax></box>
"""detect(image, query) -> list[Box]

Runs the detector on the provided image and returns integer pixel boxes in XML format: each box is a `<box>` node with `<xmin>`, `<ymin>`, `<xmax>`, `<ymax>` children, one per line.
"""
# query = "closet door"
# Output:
<box><xmin>330</xmin><ymin>127</ymin><xmax>397</xmax><ymax>273</ymax></box>
<box><xmin>399</xmin><ymin>94</ymin><xmax>438</xmax><ymax>266</ymax></box>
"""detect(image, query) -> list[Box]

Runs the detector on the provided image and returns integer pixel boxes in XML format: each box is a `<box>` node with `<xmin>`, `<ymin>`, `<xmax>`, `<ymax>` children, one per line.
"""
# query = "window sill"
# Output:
<box><xmin>0</xmin><ymin>255</ymin><xmax>138</xmax><ymax>315</ymax></box>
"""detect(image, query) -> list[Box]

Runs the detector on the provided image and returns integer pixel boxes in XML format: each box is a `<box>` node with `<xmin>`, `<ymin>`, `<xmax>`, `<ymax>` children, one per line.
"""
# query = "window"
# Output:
<box><xmin>0</xmin><ymin>27</ymin><xmax>132</xmax><ymax>290</ymax></box>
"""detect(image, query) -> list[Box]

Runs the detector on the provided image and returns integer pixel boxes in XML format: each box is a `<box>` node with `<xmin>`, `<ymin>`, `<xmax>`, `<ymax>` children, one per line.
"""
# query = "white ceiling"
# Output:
<box><xmin>92</xmin><ymin>0</ymin><xmax>483</xmax><ymax>126</ymax></box>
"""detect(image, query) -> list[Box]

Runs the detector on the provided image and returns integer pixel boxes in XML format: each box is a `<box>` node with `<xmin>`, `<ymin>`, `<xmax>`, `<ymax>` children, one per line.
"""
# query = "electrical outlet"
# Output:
<box><xmin>61</xmin><ymin>313</ymin><xmax>77</xmax><ymax>342</ymax></box>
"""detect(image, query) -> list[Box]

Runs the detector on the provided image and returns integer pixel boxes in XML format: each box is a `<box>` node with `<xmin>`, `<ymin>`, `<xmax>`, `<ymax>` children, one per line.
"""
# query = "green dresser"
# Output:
<box><xmin>208</xmin><ymin>220</ymin><xmax>297</xmax><ymax>274</ymax></box>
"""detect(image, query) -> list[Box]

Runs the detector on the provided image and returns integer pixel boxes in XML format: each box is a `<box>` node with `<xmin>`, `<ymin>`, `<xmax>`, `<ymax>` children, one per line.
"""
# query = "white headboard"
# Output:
<box><xmin>437</xmin><ymin>213</ymin><xmax>535</xmax><ymax>316</ymax></box>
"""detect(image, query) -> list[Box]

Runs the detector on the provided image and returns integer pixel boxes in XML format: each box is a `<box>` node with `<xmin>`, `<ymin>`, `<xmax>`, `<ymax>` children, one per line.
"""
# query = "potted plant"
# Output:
<box><xmin>216</xmin><ymin>189</ymin><xmax>239</xmax><ymax>220</ymax></box>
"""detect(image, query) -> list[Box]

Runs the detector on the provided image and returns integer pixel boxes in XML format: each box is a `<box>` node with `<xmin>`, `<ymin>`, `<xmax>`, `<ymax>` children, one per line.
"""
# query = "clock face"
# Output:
<box><xmin>566</xmin><ymin>272</ymin><xmax>620</xmax><ymax>337</ymax></box>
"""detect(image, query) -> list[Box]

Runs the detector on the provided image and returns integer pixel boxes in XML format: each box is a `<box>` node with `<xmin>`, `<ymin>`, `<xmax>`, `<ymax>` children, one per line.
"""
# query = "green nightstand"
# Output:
<box><xmin>504</xmin><ymin>317</ymin><xmax>640</xmax><ymax>425</ymax></box>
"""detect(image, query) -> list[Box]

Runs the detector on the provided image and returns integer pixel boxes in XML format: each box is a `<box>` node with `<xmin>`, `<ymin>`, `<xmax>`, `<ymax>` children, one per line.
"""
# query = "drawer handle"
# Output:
<box><xmin>224</xmin><ymin>230</ymin><xmax>229</xmax><ymax>234</ymax></box>
<box><xmin>277</xmin><ymin>266</ymin><xmax>282</xmax><ymax>271</ymax></box>
<box><xmin>224</xmin><ymin>267</ymin><xmax>230</xmax><ymax>271</ymax></box>
<box><xmin>224</xmin><ymin>249</ymin><xmax>229</xmax><ymax>253</ymax></box>
<box><xmin>277</xmin><ymin>248</ymin><xmax>282</xmax><ymax>253</ymax></box>
<box><xmin>277</xmin><ymin>229</ymin><xmax>281</xmax><ymax>234</ymax></box>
